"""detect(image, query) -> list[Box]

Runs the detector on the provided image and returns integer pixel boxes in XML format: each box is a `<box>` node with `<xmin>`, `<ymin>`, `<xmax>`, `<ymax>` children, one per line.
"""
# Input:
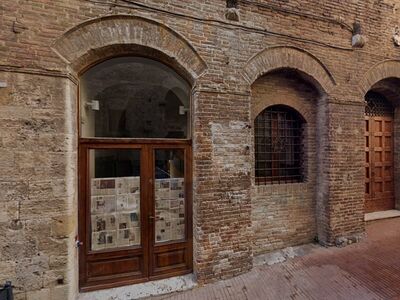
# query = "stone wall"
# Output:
<box><xmin>1</xmin><ymin>0</ymin><xmax>400</xmax><ymax>299</ymax></box>
<box><xmin>0</xmin><ymin>71</ymin><xmax>78</xmax><ymax>299</ymax></box>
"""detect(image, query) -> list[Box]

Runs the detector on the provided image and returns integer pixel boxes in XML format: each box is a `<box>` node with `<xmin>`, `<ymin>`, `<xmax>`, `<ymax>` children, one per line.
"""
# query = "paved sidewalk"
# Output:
<box><xmin>152</xmin><ymin>218</ymin><xmax>400</xmax><ymax>300</ymax></box>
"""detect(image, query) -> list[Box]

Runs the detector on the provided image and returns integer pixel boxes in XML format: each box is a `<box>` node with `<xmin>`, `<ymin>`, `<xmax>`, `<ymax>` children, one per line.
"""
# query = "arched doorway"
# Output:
<box><xmin>365</xmin><ymin>91</ymin><xmax>395</xmax><ymax>213</ymax></box>
<box><xmin>78</xmin><ymin>57</ymin><xmax>193</xmax><ymax>290</ymax></box>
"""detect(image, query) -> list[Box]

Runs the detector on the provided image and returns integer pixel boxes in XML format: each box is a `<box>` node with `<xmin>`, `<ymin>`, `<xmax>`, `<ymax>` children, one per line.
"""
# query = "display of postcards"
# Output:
<box><xmin>179</xmin><ymin>206</ymin><xmax>185</xmax><ymax>215</ymax></box>
<box><xmin>118</xmin><ymin>212</ymin><xmax>140</xmax><ymax>228</ymax></box>
<box><xmin>101</xmin><ymin>179</ymin><xmax>115</xmax><ymax>189</ymax></box>
<box><xmin>169</xmin><ymin>199</ymin><xmax>180</xmax><ymax>209</ymax></box>
<box><xmin>128</xmin><ymin>177</ymin><xmax>140</xmax><ymax>193</ymax></box>
<box><xmin>155</xmin><ymin>217</ymin><xmax>185</xmax><ymax>242</ymax></box>
<box><xmin>170</xmin><ymin>178</ymin><xmax>184</xmax><ymax>190</ymax></box>
<box><xmin>91</xmin><ymin>178</ymin><xmax>116</xmax><ymax>196</ymax></box>
<box><xmin>116</xmin><ymin>177</ymin><xmax>140</xmax><ymax>195</ymax></box>
<box><xmin>117</xmin><ymin>194</ymin><xmax>139</xmax><ymax>212</ymax></box>
<box><xmin>91</xmin><ymin>230</ymin><xmax>117</xmax><ymax>250</ymax></box>
<box><xmin>118</xmin><ymin>213</ymin><xmax>130</xmax><ymax>229</ymax></box>
<box><xmin>155</xmin><ymin>188</ymin><xmax>170</xmax><ymax>200</ymax></box>
<box><xmin>169</xmin><ymin>189</ymin><xmax>181</xmax><ymax>198</ymax></box>
<box><xmin>155</xmin><ymin>199</ymin><xmax>169</xmax><ymax>210</ymax></box>
<box><xmin>158</xmin><ymin>179</ymin><xmax>170</xmax><ymax>189</ymax></box>
<box><xmin>155</xmin><ymin>220</ymin><xmax>171</xmax><ymax>242</ymax></box>
<box><xmin>155</xmin><ymin>210</ymin><xmax>170</xmax><ymax>221</ymax></box>
<box><xmin>154</xmin><ymin>180</ymin><xmax>161</xmax><ymax>190</ymax></box>
<box><xmin>169</xmin><ymin>208</ymin><xmax>180</xmax><ymax>218</ymax></box>
<box><xmin>91</xmin><ymin>195</ymin><xmax>116</xmax><ymax>214</ymax></box>
<box><xmin>155</xmin><ymin>210</ymin><xmax>163</xmax><ymax>220</ymax></box>
<box><xmin>176</xmin><ymin>224</ymin><xmax>185</xmax><ymax>240</ymax></box>
<box><xmin>91</xmin><ymin>231</ymin><xmax>106</xmax><ymax>250</ymax></box>
<box><xmin>117</xmin><ymin>227</ymin><xmax>140</xmax><ymax>246</ymax></box>
<box><xmin>127</xmin><ymin>193</ymin><xmax>140</xmax><ymax>208</ymax></box>
<box><xmin>104</xmin><ymin>230</ymin><xmax>117</xmax><ymax>248</ymax></box>
<box><xmin>172</xmin><ymin>219</ymin><xmax>185</xmax><ymax>240</ymax></box>
<box><xmin>116</xmin><ymin>194</ymin><xmax>128</xmax><ymax>211</ymax></box>
<box><xmin>91</xmin><ymin>214</ymin><xmax>117</xmax><ymax>232</ymax></box>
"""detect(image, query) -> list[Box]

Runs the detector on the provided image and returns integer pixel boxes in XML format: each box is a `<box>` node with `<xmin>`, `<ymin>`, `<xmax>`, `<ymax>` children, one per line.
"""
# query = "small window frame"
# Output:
<box><xmin>254</xmin><ymin>105</ymin><xmax>305</xmax><ymax>185</ymax></box>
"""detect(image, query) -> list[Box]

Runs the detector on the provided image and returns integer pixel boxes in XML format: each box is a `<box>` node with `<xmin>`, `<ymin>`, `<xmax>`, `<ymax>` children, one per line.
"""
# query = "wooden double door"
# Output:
<box><xmin>78</xmin><ymin>141</ymin><xmax>193</xmax><ymax>291</ymax></box>
<box><xmin>365</xmin><ymin>114</ymin><xmax>395</xmax><ymax>213</ymax></box>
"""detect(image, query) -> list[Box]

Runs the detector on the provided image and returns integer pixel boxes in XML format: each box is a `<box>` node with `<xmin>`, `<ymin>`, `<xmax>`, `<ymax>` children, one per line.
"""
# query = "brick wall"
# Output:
<box><xmin>250</xmin><ymin>71</ymin><xmax>319</xmax><ymax>255</ymax></box>
<box><xmin>1</xmin><ymin>0</ymin><xmax>400</xmax><ymax>299</ymax></box>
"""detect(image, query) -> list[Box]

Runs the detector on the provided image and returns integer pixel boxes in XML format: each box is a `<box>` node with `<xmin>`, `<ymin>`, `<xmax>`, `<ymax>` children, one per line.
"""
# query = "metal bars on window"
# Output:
<box><xmin>365</xmin><ymin>91</ymin><xmax>394</xmax><ymax>117</ymax></box>
<box><xmin>254</xmin><ymin>105</ymin><xmax>304</xmax><ymax>184</ymax></box>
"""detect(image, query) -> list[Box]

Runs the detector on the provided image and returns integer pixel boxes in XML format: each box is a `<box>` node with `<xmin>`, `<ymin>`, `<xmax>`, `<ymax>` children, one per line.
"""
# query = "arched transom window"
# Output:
<box><xmin>254</xmin><ymin>105</ymin><xmax>305</xmax><ymax>184</ymax></box>
<box><xmin>80</xmin><ymin>56</ymin><xmax>191</xmax><ymax>139</ymax></box>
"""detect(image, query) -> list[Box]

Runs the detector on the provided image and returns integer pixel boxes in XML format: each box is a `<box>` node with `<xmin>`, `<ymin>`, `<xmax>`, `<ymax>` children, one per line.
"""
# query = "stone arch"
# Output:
<box><xmin>51</xmin><ymin>14</ymin><xmax>207</xmax><ymax>82</ymax></box>
<box><xmin>359</xmin><ymin>60</ymin><xmax>400</xmax><ymax>98</ymax></box>
<box><xmin>243</xmin><ymin>46</ymin><xmax>336</xmax><ymax>93</ymax></box>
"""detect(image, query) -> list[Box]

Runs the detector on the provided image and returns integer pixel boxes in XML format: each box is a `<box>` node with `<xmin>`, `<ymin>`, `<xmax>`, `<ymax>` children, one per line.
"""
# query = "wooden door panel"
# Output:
<box><xmin>365</xmin><ymin>114</ymin><xmax>395</xmax><ymax>213</ymax></box>
<box><xmin>87</xmin><ymin>256</ymin><xmax>142</xmax><ymax>279</ymax></box>
<box><xmin>79</xmin><ymin>145</ymin><xmax>150</xmax><ymax>291</ymax></box>
<box><xmin>153</xmin><ymin>248</ymin><xmax>187</xmax><ymax>270</ymax></box>
<box><xmin>149</xmin><ymin>145</ymin><xmax>193</xmax><ymax>278</ymax></box>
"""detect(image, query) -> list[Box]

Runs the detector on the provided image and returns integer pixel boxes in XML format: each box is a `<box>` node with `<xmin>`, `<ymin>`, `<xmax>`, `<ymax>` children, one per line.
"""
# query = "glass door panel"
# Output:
<box><xmin>80</xmin><ymin>144</ymin><xmax>191</xmax><ymax>289</ymax></box>
<box><xmin>89</xmin><ymin>149</ymin><xmax>141</xmax><ymax>251</ymax></box>
<box><xmin>154</xmin><ymin>149</ymin><xmax>186</xmax><ymax>243</ymax></box>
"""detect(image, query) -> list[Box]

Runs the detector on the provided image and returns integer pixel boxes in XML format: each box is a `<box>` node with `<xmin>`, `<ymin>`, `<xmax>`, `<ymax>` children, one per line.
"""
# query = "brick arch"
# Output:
<box><xmin>361</xmin><ymin>60</ymin><xmax>400</xmax><ymax>214</ymax></box>
<box><xmin>51</xmin><ymin>14</ymin><xmax>207</xmax><ymax>81</ymax></box>
<box><xmin>359</xmin><ymin>60</ymin><xmax>400</xmax><ymax>96</ymax></box>
<box><xmin>252</xmin><ymin>98</ymin><xmax>315</xmax><ymax>125</ymax></box>
<box><xmin>243</xmin><ymin>46</ymin><xmax>336</xmax><ymax>93</ymax></box>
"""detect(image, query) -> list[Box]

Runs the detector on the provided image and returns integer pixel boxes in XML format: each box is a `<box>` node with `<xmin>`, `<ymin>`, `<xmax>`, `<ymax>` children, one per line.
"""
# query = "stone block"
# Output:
<box><xmin>26</xmin><ymin>288</ymin><xmax>50</xmax><ymax>300</ymax></box>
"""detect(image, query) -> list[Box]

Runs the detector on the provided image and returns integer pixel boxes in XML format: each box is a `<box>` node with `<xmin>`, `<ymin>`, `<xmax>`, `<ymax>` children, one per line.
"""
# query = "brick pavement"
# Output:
<box><xmin>152</xmin><ymin>218</ymin><xmax>400</xmax><ymax>300</ymax></box>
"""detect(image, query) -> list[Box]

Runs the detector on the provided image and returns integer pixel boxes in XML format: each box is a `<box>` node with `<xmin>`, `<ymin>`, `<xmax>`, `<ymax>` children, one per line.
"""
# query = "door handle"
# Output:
<box><xmin>148</xmin><ymin>215</ymin><xmax>155</xmax><ymax>223</ymax></box>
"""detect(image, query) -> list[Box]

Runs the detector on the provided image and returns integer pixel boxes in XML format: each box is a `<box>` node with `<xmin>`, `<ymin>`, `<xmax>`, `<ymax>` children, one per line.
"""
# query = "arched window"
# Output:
<box><xmin>254</xmin><ymin>105</ymin><xmax>305</xmax><ymax>184</ymax></box>
<box><xmin>365</xmin><ymin>91</ymin><xmax>394</xmax><ymax>117</ymax></box>
<box><xmin>80</xmin><ymin>56</ymin><xmax>190</xmax><ymax>138</ymax></box>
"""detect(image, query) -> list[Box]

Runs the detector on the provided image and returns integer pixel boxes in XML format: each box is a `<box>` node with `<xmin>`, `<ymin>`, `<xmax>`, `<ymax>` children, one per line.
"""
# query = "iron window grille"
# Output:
<box><xmin>254</xmin><ymin>105</ymin><xmax>305</xmax><ymax>184</ymax></box>
<box><xmin>365</xmin><ymin>91</ymin><xmax>394</xmax><ymax>117</ymax></box>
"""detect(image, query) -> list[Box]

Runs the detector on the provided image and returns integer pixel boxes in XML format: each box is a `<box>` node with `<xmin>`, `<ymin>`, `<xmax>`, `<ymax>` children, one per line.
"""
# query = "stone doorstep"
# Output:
<box><xmin>365</xmin><ymin>209</ymin><xmax>400</xmax><ymax>222</ymax></box>
<box><xmin>78</xmin><ymin>274</ymin><xmax>197</xmax><ymax>300</ymax></box>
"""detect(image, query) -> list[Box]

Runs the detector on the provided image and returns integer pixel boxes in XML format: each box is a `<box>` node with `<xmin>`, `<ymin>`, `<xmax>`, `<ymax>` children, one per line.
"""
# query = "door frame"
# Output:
<box><xmin>78</xmin><ymin>138</ymin><xmax>193</xmax><ymax>292</ymax></box>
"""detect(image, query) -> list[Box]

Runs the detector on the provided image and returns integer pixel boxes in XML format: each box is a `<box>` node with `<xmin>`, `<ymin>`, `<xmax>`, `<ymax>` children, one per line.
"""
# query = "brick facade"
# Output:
<box><xmin>1</xmin><ymin>0</ymin><xmax>400</xmax><ymax>299</ymax></box>
<box><xmin>251</xmin><ymin>71</ymin><xmax>319</xmax><ymax>255</ymax></box>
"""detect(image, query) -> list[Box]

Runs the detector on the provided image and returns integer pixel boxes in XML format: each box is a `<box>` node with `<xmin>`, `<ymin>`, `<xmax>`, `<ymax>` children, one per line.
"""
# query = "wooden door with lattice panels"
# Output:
<box><xmin>365</xmin><ymin>91</ymin><xmax>395</xmax><ymax>213</ymax></box>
